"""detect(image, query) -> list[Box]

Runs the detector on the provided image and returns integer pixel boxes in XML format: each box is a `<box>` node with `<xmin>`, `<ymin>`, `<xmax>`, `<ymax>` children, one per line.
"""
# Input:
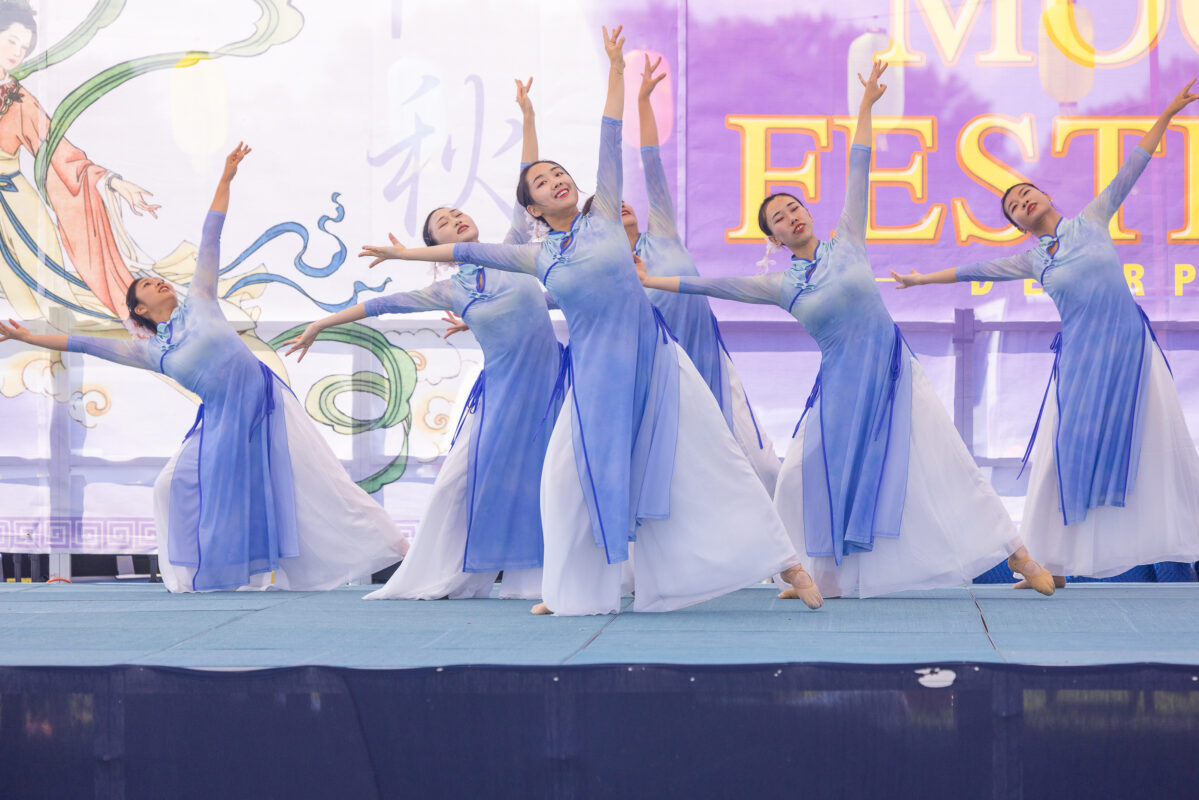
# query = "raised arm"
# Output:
<box><xmin>838</xmin><ymin>62</ymin><xmax>887</xmax><ymax>246</ymax></box>
<box><xmin>639</xmin><ymin>55</ymin><xmax>676</xmax><ymax>238</ymax></box>
<box><xmin>5</xmin><ymin>320</ymin><xmax>153</xmax><ymax>371</ymax></box>
<box><xmin>592</xmin><ymin>26</ymin><xmax>626</xmax><ymax>223</ymax></box>
<box><xmin>1083</xmin><ymin>81</ymin><xmax>1196</xmax><ymax>224</ymax></box>
<box><xmin>194</xmin><ymin>143</ymin><xmax>251</xmax><ymax>300</ymax></box>
<box><xmin>506</xmin><ymin>77</ymin><xmax>539</xmax><ymax>245</ymax></box>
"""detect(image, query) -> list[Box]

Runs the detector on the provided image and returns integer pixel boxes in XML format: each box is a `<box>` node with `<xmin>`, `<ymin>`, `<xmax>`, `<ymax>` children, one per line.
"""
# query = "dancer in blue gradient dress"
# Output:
<box><xmin>640</xmin><ymin>63</ymin><xmax>1055</xmax><ymax>598</ymax></box>
<box><xmin>0</xmin><ymin>144</ymin><xmax>407</xmax><ymax>592</ymax></box>
<box><xmin>286</xmin><ymin>79</ymin><xmax>562</xmax><ymax>601</ymax></box>
<box><xmin>362</xmin><ymin>26</ymin><xmax>820</xmax><ymax>615</ymax></box>
<box><xmin>619</xmin><ymin>55</ymin><xmax>779</xmax><ymax>493</ymax></box>
<box><xmin>893</xmin><ymin>80</ymin><xmax>1199</xmax><ymax>585</ymax></box>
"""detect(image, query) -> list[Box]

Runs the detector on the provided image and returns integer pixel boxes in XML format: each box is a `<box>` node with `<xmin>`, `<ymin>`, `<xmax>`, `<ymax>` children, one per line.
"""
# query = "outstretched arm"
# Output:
<box><xmin>0</xmin><ymin>319</ymin><xmax>68</xmax><ymax>352</ymax></box>
<box><xmin>360</xmin><ymin>236</ymin><xmax>539</xmax><ymax>276</ymax></box>
<box><xmin>209</xmin><ymin>141</ymin><xmax>249</xmax><ymax>216</ymax></box>
<box><xmin>282</xmin><ymin>304</ymin><xmax>368</xmax><ymax>362</ymax></box>
<box><xmin>3</xmin><ymin>318</ymin><xmax>153</xmax><ymax>370</ymax></box>
<box><xmin>635</xmin><ymin>258</ymin><xmax>781</xmax><ymax>305</ymax></box>
<box><xmin>890</xmin><ymin>267</ymin><xmax>960</xmax><ymax>288</ymax></box>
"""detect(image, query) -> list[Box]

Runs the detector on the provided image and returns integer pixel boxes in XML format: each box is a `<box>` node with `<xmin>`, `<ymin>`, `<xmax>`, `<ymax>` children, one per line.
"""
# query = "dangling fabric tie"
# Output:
<box><xmin>451</xmin><ymin>371</ymin><xmax>486</xmax><ymax>447</ymax></box>
<box><xmin>183</xmin><ymin>403</ymin><xmax>205</xmax><ymax>442</ymax></box>
<box><xmin>538</xmin><ymin>344</ymin><xmax>572</xmax><ymax>435</ymax></box>
<box><xmin>651</xmin><ymin>305</ymin><xmax>678</xmax><ymax>344</ymax></box>
<box><xmin>1019</xmin><ymin>331</ymin><xmax>1062</xmax><ymax>478</ymax></box>
<box><xmin>1137</xmin><ymin>305</ymin><xmax>1171</xmax><ymax>375</ymax></box>
<box><xmin>872</xmin><ymin>325</ymin><xmax>905</xmax><ymax>441</ymax></box>
<box><xmin>248</xmin><ymin>362</ymin><xmax>283</xmax><ymax>441</ymax></box>
<box><xmin>794</xmin><ymin>371</ymin><xmax>823</xmax><ymax>437</ymax></box>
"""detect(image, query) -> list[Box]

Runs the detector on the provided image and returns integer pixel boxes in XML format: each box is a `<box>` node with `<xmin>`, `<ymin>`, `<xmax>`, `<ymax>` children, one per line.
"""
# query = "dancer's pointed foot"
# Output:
<box><xmin>1013</xmin><ymin>574</ymin><xmax>1066</xmax><ymax>592</ymax></box>
<box><xmin>530</xmin><ymin>602</ymin><xmax>552</xmax><ymax>615</ymax></box>
<box><xmin>780</xmin><ymin>565</ymin><xmax>823</xmax><ymax>609</ymax></box>
<box><xmin>1008</xmin><ymin>548</ymin><xmax>1060</xmax><ymax>596</ymax></box>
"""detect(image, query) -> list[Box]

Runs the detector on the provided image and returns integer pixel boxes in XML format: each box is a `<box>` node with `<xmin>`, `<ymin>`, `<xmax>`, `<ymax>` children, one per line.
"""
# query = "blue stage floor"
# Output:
<box><xmin>3</xmin><ymin>582</ymin><xmax>1198</xmax><ymax>668</ymax></box>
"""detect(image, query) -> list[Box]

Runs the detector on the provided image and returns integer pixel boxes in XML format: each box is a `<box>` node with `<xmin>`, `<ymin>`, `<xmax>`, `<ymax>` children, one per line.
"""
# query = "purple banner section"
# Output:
<box><xmin>680</xmin><ymin>2</ymin><xmax>1199</xmax><ymax>323</ymax></box>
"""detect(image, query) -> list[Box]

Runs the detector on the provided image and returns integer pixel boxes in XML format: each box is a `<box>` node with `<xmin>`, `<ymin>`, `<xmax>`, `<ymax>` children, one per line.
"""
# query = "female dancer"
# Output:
<box><xmin>0</xmin><ymin>144</ymin><xmax>408</xmax><ymax>592</ymax></box>
<box><xmin>362</xmin><ymin>25</ymin><xmax>820</xmax><ymax>615</ymax></box>
<box><xmin>891</xmin><ymin>80</ymin><xmax>1199</xmax><ymax>585</ymax></box>
<box><xmin>285</xmin><ymin>78</ymin><xmax>561</xmax><ymax>601</ymax></box>
<box><xmin>623</xmin><ymin>55</ymin><xmax>779</xmax><ymax>492</ymax></box>
<box><xmin>637</xmin><ymin>62</ymin><xmax>1055</xmax><ymax>598</ymax></box>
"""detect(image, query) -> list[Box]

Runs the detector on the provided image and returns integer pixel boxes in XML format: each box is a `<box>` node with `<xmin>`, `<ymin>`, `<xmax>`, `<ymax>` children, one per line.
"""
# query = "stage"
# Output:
<box><xmin>4</xmin><ymin>583</ymin><xmax>1199</xmax><ymax>798</ymax></box>
<box><xmin>3</xmin><ymin>582</ymin><xmax>1199</xmax><ymax>668</ymax></box>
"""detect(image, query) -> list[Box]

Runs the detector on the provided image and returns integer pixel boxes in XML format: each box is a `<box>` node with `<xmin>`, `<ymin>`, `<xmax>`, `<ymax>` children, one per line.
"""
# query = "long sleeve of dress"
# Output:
<box><xmin>12</xmin><ymin>91</ymin><xmax>136</xmax><ymax>316</ymax></box>
<box><xmin>641</xmin><ymin>146</ymin><xmax>677</xmax><ymax>238</ymax></box>
<box><xmin>1081</xmin><ymin>145</ymin><xmax>1152</xmax><ymax>225</ymax></box>
<box><xmin>363</xmin><ymin>279</ymin><xmax>457</xmax><ymax>316</ymax></box>
<box><xmin>836</xmin><ymin>144</ymin><xmax>872</xmax><ymax>247</ymax></box>
<box><xmin>453</xmin><ymin>241</ymin><xmax>540</xmax><ymax>275</ymax></box>
<box><xmin>590</xmin><ymin>116</ymin><xmax>623</xmax><ymax>223</ymax></box>
<box><xmin>677</xmin><ymin>272</ymin><xmax>785</xmax><ymax>306</ymax></box>
<box><xmin>954</xmin><ymin>251</ymin><xmax>1038</xmax><ymax>283</ymax></box>
<box><xmin>190</xmin><ymin>211</ymin><xmax>225</xmax><ymax>301</ymax></box>
<box><xmin>67</xmin><ymin>334</ymin><xmax>155</xmax><ymax>371</ymax></box>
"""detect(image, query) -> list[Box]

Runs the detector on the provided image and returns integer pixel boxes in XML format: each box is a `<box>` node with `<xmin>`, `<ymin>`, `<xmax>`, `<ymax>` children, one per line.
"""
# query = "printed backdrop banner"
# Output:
<box><xmin>1</xmin><ymin>0</ymin><xmax>1197</xmax><ymax>553</ymax></box>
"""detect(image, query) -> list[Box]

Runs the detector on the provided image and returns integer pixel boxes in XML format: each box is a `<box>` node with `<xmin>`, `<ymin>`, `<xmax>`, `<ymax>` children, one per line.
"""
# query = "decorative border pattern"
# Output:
<box><xmin>0</xmin><ymin>517</ymin><xmax>419</xmax><ymax>554</ymax></box>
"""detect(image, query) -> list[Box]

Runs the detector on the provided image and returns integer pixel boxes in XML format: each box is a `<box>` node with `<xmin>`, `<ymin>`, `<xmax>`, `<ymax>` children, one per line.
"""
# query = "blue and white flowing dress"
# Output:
<box><xmin>68</xmin><ymin>211</ymin><xmax>407</xmax><ymax>592</ymax></box>
<box><xmin>957</xmin><ymin>146</ymin><xmax>1199</xmax><ymax>577</ymax></box>
<box><xmin>454</xmin><ymin>117</ymin><xmax>798</xmax><ymax>614</ymax></box>
<box><xmin>363</xmin><ymin>261</ymin><xmax>562</xmax><ymax>600</ymax></box>
<box><xmin>635</xmin><ymin>145</ymin><xmax>779</xmax><ymax>492</ymax></box>
<box><xmin>678</xmin><ymin>145</ymin><xmax>1016</xmax><ymax>598</ymax></box>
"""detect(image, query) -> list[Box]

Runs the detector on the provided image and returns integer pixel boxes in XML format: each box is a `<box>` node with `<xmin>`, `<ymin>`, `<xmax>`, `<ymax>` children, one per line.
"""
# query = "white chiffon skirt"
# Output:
<box><xmin>154</xmin><ymin>389</ymin><xmax>408</xmax><ymax>593</ymax></box>
<box><xmin>775</xmin><ymin>356</ymin><xmax>1018</xmax><ymax>598</ymax></box>
<box><xmin>725</xmin><ymin>350</ymin><xmax>781</xmax><ymax>495</ymax></box>
<box><xmin>1021</xmin><ymin>346</ymin><xmax>1199</xmax><ymax>577</ymax></box>
<box><xmin>365</xmin><ymin>411</ymin><xmax>542</xmax><ymax>600</ymax></box>
<box><xmin>540</xmin><ymin>343</ymin><xmax>799</xmax><ymax>615</ymax></box>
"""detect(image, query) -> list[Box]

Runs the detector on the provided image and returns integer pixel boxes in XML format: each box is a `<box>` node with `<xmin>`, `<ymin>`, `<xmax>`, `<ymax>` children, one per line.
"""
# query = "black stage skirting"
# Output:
<box><xmin>3</xmin><ymin>662</ymin><xmax>1198</xmax><ymax>798</ymax></box>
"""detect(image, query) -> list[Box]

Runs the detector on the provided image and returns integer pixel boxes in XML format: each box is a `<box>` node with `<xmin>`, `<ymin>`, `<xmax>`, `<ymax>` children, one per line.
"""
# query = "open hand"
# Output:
<box><xmin>222</xmin><ymin>141</ymin><xmax>251</xmax><ymax>182</ymax></box>
<box><xmin>0</xmin><ymin>318</ymin><xmax>30</xmax><ymax>344</ymax></box>
<box><xmin>1166</xmin><ymin>78</ymin><xmax>1199</xmax><ymax>117</ymax></box>
<box><xmin>359</xmin><ymin>233</ymin><xmax>406</xmax><ymax>268</ymax></box>
<box><xmin>282</xmin><ymin>321</ymin><xmax>323</xmax><ymax>362</ymax></box>
<box><xmin>638</xmin><ymin>54</ymin><xmax>666</xmax><ymax>102</ymax></box>
<box><xmin>858</xmin><ymin>60</ymin><xmax>888</xmax><ymax>106</ymax></box>
<box><xmin>602</xmin><ymin>25</ymin><xmax>625</xmax><ymax>69</ymax></box>
<box><xmin>515</xmin><ymin>77</ymin><xmax>534</xmax><ymax>116</ymax></box>
<box><xmin>889</xmin><ymin>269</ymin><xmax>924</xmax><ymax>289</ymax></box>
<box><xmin>441</xmin><ymin>311</ymin><xmax>469</xmax><ymax>339</ymax></box>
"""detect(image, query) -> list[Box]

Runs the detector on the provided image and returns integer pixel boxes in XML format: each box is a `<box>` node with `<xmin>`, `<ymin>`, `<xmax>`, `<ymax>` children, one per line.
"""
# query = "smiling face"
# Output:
<box><xmin>424</xmin><ymin>207</ymin><xmax>479</xmax><ymax>246</ymax></box>
<box><xmin>760</xmin><ymin>194</ymin><xmax>815</xmax><ymax>250</ymax></box>
<box><xmin>522</xmin><ymin>161</ymin><xmax>579</xmax><ymax>220</ymax></box>
<box><xmin>620</xmin><ymin>201</ymin><xmax>638</xmax><ymax>234</ymax></box>
<box><xmin>0</xmin><ymin>23</ymin><xmax>31</xmax><ymax>74</ymax></box>
<box><xmin>1002</xmin><ymin>183</ymin><xmax>1054</xmax><ymax>232</ymax></box>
